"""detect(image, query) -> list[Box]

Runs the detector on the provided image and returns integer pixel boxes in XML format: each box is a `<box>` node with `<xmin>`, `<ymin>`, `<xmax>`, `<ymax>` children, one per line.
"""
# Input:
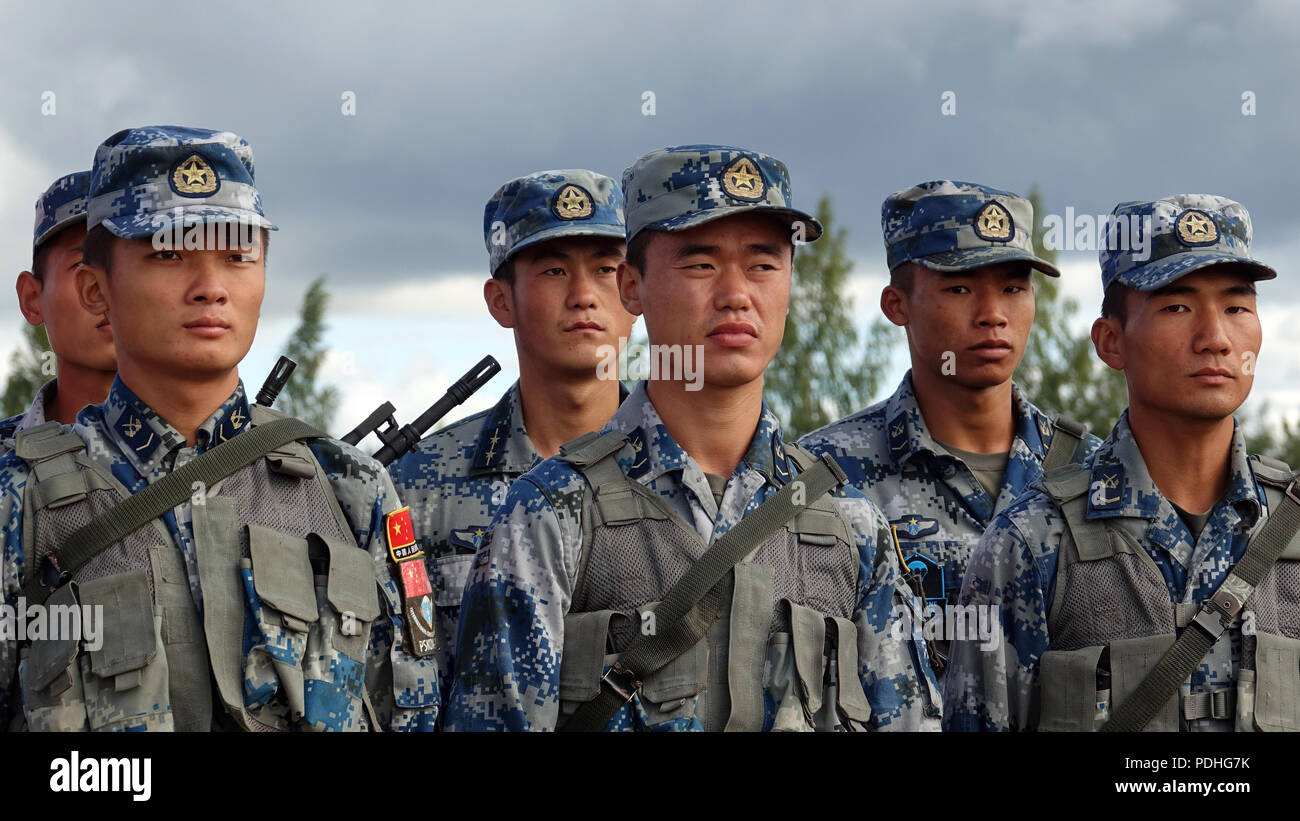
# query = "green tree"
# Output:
<box><xmin>1</xmin><ymin>323</ymin><xmax>52</xmax><ymax>417</ymax></box>
<box><xmin>764</xmin><ymin>195</ymin><xmax>896</xmax><ymax>439</ymax></box>
<box><xmin>276</xmin><ymin>276</ymin><xmax>340</xmax><ymax>431</ymax></box>
<box><xmin>1014</xmin><ymin>186</ymin><xmax>1128</xmax><ymax>436</ymax></box>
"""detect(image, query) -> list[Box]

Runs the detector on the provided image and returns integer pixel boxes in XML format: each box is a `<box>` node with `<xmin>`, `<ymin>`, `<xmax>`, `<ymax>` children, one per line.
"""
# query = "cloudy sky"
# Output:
<box><xmin>2</xmin><ymin>0</ymin><xmax>1299</xmax><ymax>439</ymax></box>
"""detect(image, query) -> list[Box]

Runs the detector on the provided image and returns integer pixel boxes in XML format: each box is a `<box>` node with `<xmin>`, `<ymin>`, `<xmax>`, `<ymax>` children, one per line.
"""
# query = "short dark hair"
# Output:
<box><xmin>1101</xmin><ymin>281</ymin><xmax>1130</xmax><ymax>326</ymax></box>
<box><xmin>889</xmin><ymin>261</ymin><xmax>917</xmax><ymax>294</ymax></box>
<box><xmin>81</xmin><ymin>223</ymin><xmax>269</xmax><ymax>274</ymax></box>
<box><xmin>30</xmin><ymin>242</ymin><xmax>53</xmax><ymax>283</ymax></box>
<box><xmin>492</xmin><ymin>258</ymin><xmax>515</xmax><ymax>285</ymax></box>
<box><xmin>625</xmin><ymin>226</ymin><xmax>796</xmax><ymax>277</ymax></box>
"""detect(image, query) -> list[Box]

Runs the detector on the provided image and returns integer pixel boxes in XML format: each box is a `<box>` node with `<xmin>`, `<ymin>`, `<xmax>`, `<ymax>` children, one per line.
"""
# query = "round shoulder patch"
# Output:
<box><xmin>1175</xmin><ymin>209</ymin><xmax>1219</xmax><ymax>246</ymax></box>
<box><xmin>552</xmin><ymin>184</ymin><xmax>594</xmax><ymax>220</ymax></box>
<box><xmin>720</xmin><ymin>156</ymin><xmax>766</xmax><ymax>202</ymax></box>
<box><xmin>170</xmin><ymin>153</ymin><xmax>220</xmax><ymax>197</ymax></box>
<box><xmin>973</xmin><ymin>201</ymin><xmax>1014</xmax><ymax>242</ymax></box>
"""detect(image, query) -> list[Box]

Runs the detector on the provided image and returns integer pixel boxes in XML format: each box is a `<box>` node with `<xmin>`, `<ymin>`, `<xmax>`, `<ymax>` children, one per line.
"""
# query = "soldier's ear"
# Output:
<box><xmin>617</xmin><ymin>260</ymin><xmax>644</xmax><ymax>317</ymax></box>
<box><xmin>880</xmin><ymin>284</ymin><xmax>909</xmax><ymax>327</ymax></box>
<box><xmin>15</xmin><ymin>271</ymin><xmax>44</xmax><ymax>326</ymax></box>
<box><xmin>484</xmin><ymin>276</ymin><xmax>515</xmax><ymax>330</ymax></box>
<box><xmin>76</xmin><ymin>263</ymin><xmax>111</xmax><ymax>323</ymax></box>
<box><xmin>1091</xmin><ymin>316</ymin><xmax>1125</xmax><ymax>371</ymax></box>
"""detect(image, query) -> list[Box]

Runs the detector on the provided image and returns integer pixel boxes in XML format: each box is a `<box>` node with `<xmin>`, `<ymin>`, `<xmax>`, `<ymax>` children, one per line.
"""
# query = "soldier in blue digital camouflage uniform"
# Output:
<box><xmin>387</xmin><ymin>170</ymin><xmax>635</xmax><ymax>707</ymax></box>
<box><xmin>944</xmin><ymin>194</ymin><xmax>1293</xmax><ymax>732</ymax></box>
<box><xmin>446</xmin><ymin>145</ymin><xmax>940</xmax><ymax>732</ymax></box>
<box><xmin>0</xmin><ymin>126</ymin><xmax>438</xmax><ymax>731</ymax></box>
<box><xmin>799</xmin><ymin>181</ymin><xmax>1099</xmax><ymax>677</ymax></box>
<box><xmin>0</xmin><ymin>172</ymin><xmax>116</xmax><ymax>452</ymax></box>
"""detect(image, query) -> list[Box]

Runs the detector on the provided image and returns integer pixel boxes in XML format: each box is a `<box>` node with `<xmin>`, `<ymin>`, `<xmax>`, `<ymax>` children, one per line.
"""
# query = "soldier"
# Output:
<box><xmin>1</xmin><ymin>126</ymin><xmax>438</xmax><ymax>731</ymax></box>
<box><xmin>944</xmin><ymin>195</ymin><xmax>1290</xmax><ymax>732</ymax></box>
<box><xmin>387</xmin><ymin>170</ymin><xmax>635</xmax><ymax>705</ymax></box>
<box><xmin>1</xmin><ymin>172</ymin><xmax>115</xmax><ymax>450</ymax></box>
<box><xmin>799</xmin><ymin>181</ymin><xmax>1099</xmax><ymax>677</ymax></box>
<box><xmin>446</xmin><ymin>145</ymin><xmax>939</xmax><ymax>732</ymax></box>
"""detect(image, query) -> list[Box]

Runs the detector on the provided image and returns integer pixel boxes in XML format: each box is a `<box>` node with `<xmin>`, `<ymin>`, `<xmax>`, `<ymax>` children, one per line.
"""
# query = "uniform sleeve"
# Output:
<box><xmin>845</xmin><ymin>494</ymin><xmax>943</xmax><ymax>731</ymax></box>
<box><xmin>941</xmin><ymin>512</ymin><xmax>1050</xmax><ymax>732</ymax></box>
<box><xmin>0</xmin><ymin>459</ymin><xmax>29</xmax><ymax>729</ymax></box>
<box><xmin>445</xmin><ymin>476</ymin><xmax>576</xmax><ymax>732</ymax></box>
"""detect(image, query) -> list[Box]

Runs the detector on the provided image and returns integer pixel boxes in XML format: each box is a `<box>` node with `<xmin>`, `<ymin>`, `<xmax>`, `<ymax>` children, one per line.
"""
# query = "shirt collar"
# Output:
<box><xmin>884</xmin><ymin>369</ymin><xmax>1053</xmax><ymax>465</ymax></box>
<box><xmin>97</xmin><ymin>375</ymin><xmax>251</xmax><ymax>477</ymax></box>
<box><xmin>603</xmin><ymin>380</ymin><xmax>792</xmax><ymax>485</ymax></box>
<box><xmin>470</xmin><ymin>380</ymin><xmax>632</xmax><ymax>476</ymax></box>
<box><xmin>1085</xmin><ymin>411</ymin><xmax>1262</xmax><ymax>524</ymax></box>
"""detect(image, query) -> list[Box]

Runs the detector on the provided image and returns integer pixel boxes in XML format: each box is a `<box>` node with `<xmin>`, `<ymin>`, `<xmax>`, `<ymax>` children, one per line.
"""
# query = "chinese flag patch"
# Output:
<box><xmin>386</xmin><ymin>506</ymin><xmax>421</xmax><ymax>562</ymax></box>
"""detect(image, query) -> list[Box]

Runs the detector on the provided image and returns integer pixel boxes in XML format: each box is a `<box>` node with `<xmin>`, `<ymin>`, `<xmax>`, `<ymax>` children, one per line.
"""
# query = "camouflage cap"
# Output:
<box><xmin>1100</xmin><ymin>194</ymin><xmax>1275</xmax><ymax>292</ymax></box>
<box><xmin>621</xmin><ymin>145</ymin><xmax>821</xmax><ymax>245</ymax></box>
<box><xmin>882</xmin><ymin>180</ymin><xmax>1059</xmax><ymax>277</ymax></box>
<box><xmin>483</xmin><ymin>169</ymin><xmax>624</xmax><ymax>275</ymax></box>
<box><xmin>88</xmin><ymin>125</ymin><xmax>276</xmax><ymax>240</ymax></box>
<box><xmin>33</xmin><ymin>170</ymin><xmax>91</xmax><ymax>249</ymax></box>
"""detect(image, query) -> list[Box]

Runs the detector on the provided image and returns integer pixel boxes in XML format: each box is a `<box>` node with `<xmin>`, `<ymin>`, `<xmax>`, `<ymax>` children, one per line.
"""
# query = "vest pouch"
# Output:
<box><xmin>1036</xmin><ymin>645</ymin><xmax>1106</xmax><ymax>731</ymax></box>
<box><xmin>77</xmin><ymin>569</ymin><xmax>175</xmax><ymax>731</ymax></box>
<box><xmin>558</xmin><ymin>609</ymin><xmax>629</xmax><ymax>726</ymax></box>
<box><xmin>18</xmin><ymin>584</ymin><xmax>89</xmax><ymax>731</ymax></box>
<box><xmin>1110</xmin><ymin>633</ymin><xmax>1178</xmax><ymax>732</ymax></box>
<box><xmin>300</xmin><ymin>534</ymin><xmax>380</xmax><ymax>731</ymax></box>
<box><xmin>1252</xmin><ymin>631</ymin><xmax>1300</xmax><ymax>732</ymax></box>
<box><xmin>241</xmin><ymin>524</ymin><xmax>318</xmax><ymax>724</ymax></box>
<box><xmin>635</xmin><ymin>608</ymin><xmax>708</xmax><ymax>729</ymax></box>
<box><xmin>767</xmin><ymin>600</ymin><xmax>827</xmax><ymax>732</ymax></box>
<box><xmin>813</xmin><ymin>615</ymin><xmax>872</xmax><ymax>732</ymax></box>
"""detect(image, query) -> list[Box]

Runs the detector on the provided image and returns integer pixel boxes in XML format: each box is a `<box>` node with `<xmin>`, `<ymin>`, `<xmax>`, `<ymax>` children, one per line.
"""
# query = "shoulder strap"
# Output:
<box><xmin>1041</xmin><ymin>415</ymin><xmax>1089</xmax><ymax>472</ymax></box>
<box><xmin>561</xmin><ymin>451</ymin><xmax>848</xmax><ymax>732</ymax></box>
<box><xmin>1040</xmin><ymin>463</ymin><xmax>1115</xmax><ymax>563</ymax></box>
<box><xmin>24</xmin><ymin>417</ymin><xmax>325</xmax><ymax>604</ymax></box>
<box><xmin>1102</xmin><ymin>464</ymin><xmax>1300</xmax><ymax>732</ymax></box>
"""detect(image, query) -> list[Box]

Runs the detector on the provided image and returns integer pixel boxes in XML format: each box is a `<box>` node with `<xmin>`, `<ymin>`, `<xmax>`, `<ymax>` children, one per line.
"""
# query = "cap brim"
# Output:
<box><xmin>640</xmin><ymin>205</ymin><xmax>824</xmax><ymax>243</ymax></box>
<box><xmin>1117</xmin><ymin>250</ymin><xmax>1277</xmax><ymax>291</ymax></box>
<box><xmin>33</xmin><ymin>214</ymin><xmax>88</xmax><ymax>249</ymax></box>
<box><xmin>913</xmin><ymin>247</ymin><xmax>1061</xmax><ymax>278</ymax></box>
<box><xmin>102</xmin><ymin>206</ymin><xmax>277</xmax><ymax>240</ymax></box>
<box><xmin>501</xmin><ymin>222</ymin><xmax>627</xmax><ymax>270</ymax></box>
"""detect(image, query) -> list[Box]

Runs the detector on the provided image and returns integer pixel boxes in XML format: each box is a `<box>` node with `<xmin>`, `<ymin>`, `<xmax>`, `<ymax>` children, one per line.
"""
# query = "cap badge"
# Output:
<box><xmin>170</xmin><ymin>153</ymin><xmax>220</xmax><ymax>197</ymax></box>
<box><xmin>1175</xmin><ymin>209</ymin><xmax>1218</xmax><ymax>246</ymax></box>
<box><xmin>973</xmin><ymin>201</ymin><xmax>1013</xmax><ymax>242</ymax></box>
<box><xmin>552</xmin><ymin>184</ymin><xmax>594</xmax><ymax>220</ymax></box>
<box><xmin>720</xmin><ymin>156</ymin><xmax>765</xmax><ymax>202</ymax></box>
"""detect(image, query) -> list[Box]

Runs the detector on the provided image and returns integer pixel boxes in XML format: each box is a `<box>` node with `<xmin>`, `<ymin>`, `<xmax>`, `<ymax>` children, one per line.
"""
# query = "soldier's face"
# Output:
<box><xmin>78</xmin><ymin>233</ymin><xmax>264</xmax><ymax>383</ymax></box>
<box><xmin>887</xmin><ymin>262</ymin><xmax>1035</xmax><ymax>390</ymax></box>
<box><xmin>19</xmin><ymin>223</ymin><xmax>116</xmax><ymax>373</ymax></box>
<box><xmin>622</xmin><ymin>212</ymin><xmax>792</xmax><ymax>388</ymax></box>
<box><xmin>1096</xmin><ymin>267</ymin><xmax>1261</xmax><ymax>422</ymax></box>
<box><xmin>490</xmin><ymin>236</ymin><xmax>634</xmax><ymax>377</ymax></box>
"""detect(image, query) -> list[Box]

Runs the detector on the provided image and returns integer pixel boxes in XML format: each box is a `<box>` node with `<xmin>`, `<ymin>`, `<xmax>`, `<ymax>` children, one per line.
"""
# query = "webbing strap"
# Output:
<box><xmin>24</xmin><ymin>417</ymin><xmax>324</xmax><ymax>604</ymax></box>
<box><xmin>1102</xmin><ymin>474</ymin><xmax>1300</xmax><ymax>732</ymax></box>
<box><xmin>1042</xmin><ymin>415</ymin><xmax>1088</xmax><ymax>472</ymax></box>
<box><xmin>560</xmin><ymin>452</ymin><xmax>847</xmax><ymax>732</ymax></box>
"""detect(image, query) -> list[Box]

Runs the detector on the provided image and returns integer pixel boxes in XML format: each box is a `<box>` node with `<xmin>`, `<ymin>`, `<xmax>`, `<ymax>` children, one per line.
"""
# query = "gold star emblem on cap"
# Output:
<box><xmin>1176</xmin><ymin>210</ymin><xmax>1218</xmax><ymax>245</ymax></box>
<box><xmin>974</xmin><ymin>201</ymin><xmax>1013</xmax><ymax>242</ymax></box>
<box><xmin>553</xmin><ymin>185</ymin><xmax>593</xmax><ymax>220</ymax></box>
<box><xmin>171</xmin><ymin>153</ymin><xmax>219</xmax><ymax>195</ymax></box>
<box><xmin>721</xmin><ymin>157</ymin><xmax>765</xmax><ymax>200</ymax></box>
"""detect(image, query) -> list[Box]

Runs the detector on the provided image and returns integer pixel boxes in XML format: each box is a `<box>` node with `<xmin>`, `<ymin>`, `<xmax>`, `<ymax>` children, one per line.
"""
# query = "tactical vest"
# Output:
<box><xmin>1035</xmin><ymin>455</ymin><xmax>1300</xmax><ymax>732</ymax></box>
<box><xmin>554</xmin><ymin>431</ymin><xmax>874</xmax><ymax>731</ymax></box>
<box><xmin>13</xmin><ymin>405</ymin><xmax>382</xmax><ymax>732</ymax></box>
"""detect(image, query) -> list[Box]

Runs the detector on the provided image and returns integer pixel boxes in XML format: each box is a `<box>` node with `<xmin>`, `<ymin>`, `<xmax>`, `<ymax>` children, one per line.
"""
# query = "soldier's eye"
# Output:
<box><xmin>152</xmin><ymin>250</ymin><xmax>181</xmax><ymax>261</ymax></box>
<box><xmin>947</xmin><ymin>286</ymin><xmax>970</xmax><ymax>294</ymax></box>
<box><xmin>541</xmin><ymin>267</ymin><xmax>565</xmax><ymax>276</ymax></box>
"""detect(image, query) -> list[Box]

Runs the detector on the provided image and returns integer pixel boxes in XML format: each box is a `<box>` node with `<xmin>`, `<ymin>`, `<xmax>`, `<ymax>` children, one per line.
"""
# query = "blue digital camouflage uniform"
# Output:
<box><xmin>388</xmin><ymin>169</ymin><xmax>626</xmax><ymax>704</ymax></box>
<box><xmin>944</xmin><ymin>194</ymin><xmax>1280</xmax><ymax>732</ymax></box>
<box><xmin>0</xmin><ymin>126</ymin><xmax>437</xmax><ymax>731</ymax></box>
<box><xmin>800</xmin><ymin>372</ymin><xmax>1099</xmax><ymax>628</ymax></box>
<box><xmin>800</xmin><ymin>181</ymin><xmax>1094</xmax><ymax>665</ymax></box>
<box><xmin>445</xmin><ymin>145</ymin><xmax>938</xmax><ymax>732</ymax></box>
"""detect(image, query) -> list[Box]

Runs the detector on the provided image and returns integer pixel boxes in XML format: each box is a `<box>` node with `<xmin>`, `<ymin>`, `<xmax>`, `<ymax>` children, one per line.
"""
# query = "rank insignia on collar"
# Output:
<box><xmin>973</xmin><ymin>201</ymin><xmax>1013</xmax><ymax>242</ymax></box>
<box><xmin>1175</xmin><ymin>209</ymin><xmax>1218</xmax><ymax>246</ymax></box>
<box><xmin>892</xmin><ymin>514</ymin><xmax>939</xmax><ymax>539</ymax></box>
<box><xmin>1038</xmin><ymin>417</ymin><xmax>1053</xmax><ymax>439</ymax></box>
<box><xmin>115</xmin><ymin>410</ymin><xmax>159</xmax><ymax>460</ymax></box>
<box><xmin>1089</xmin><ymin>465</ymin><xmax>1124</xmax><ymax>510</ymax></box>
<box><xmin>386</xmin><ymin>506</ymin><xmax>421</xmax><ymax>562</ymax></box>
<box><xmin>888</xmin><ymin>414</ymin><xmax>909</xmax><ymax>455</ymax></box>
<box><xmin>720</xmin><ymin>156</ymin><xmax>765</xmax><ymax>202</ymax></box>
<box><xmin>552</xmin><ymin>184</ymin><xmax>594</xmax><ymax>220</ymax></box>
<box><xmin>170</xmin><ymin>153</ymin><xmax>220</xmax><ymax>197</ymax></box>
<box><xmin>625</xmin><ymin>428</ymin><xmax>650</xmax><ymax>479</ymax></box>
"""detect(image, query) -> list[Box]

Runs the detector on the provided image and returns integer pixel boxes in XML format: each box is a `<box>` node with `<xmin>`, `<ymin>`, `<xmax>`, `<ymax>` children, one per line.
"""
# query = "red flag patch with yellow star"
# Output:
<box><xmin>386</xmin><ymin>506</ymin><xmax>421</xmax><ymax>562</ymax></box>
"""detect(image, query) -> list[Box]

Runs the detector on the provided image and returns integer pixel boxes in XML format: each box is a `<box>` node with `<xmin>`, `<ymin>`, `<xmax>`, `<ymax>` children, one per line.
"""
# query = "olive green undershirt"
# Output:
<box><xmin>704</xmin><ymin>472</ymin><xmax>728</xmax><ymax>509</ymax></box>
<box><xmin>934</xmin><ymin>439</ymin><xmax>1010</xmax><ymax>502</ymax></box>
<box><xmin>1171</xmin><ymin>502</ymin><xmax>1212</xmax><ymax>541</ymax></box>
